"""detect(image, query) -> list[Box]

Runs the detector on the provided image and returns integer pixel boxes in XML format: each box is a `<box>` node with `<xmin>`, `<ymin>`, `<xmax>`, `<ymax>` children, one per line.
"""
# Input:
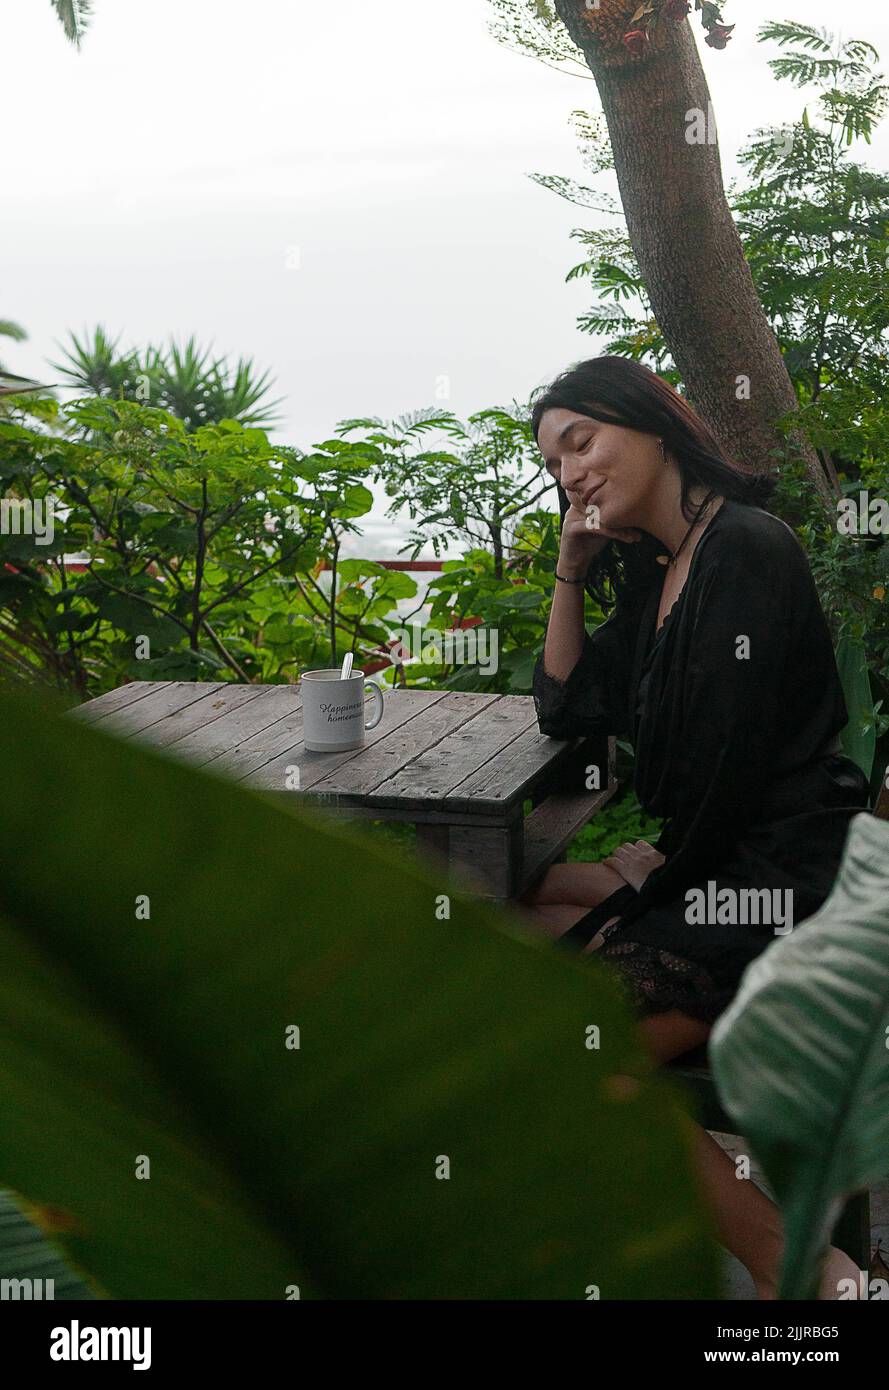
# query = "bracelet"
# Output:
<box><xmin>554</xmin><ymin>568</ymin><xmax>586</xmax><ymax>585</ymax></box>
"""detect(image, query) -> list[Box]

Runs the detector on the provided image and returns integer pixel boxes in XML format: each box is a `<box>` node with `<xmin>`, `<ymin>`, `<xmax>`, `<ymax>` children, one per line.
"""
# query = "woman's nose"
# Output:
<box><xmin>562</xmin><ymin>461</ymin><xmax>592</xmax><ymax>496</ymax></box>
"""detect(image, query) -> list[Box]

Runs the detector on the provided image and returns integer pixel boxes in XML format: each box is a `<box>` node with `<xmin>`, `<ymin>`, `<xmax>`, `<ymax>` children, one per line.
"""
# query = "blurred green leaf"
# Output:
<box><xmin>0</xmin><ymin>685</ymin><xmax>719</xmax><ymax>1299</ymax></box>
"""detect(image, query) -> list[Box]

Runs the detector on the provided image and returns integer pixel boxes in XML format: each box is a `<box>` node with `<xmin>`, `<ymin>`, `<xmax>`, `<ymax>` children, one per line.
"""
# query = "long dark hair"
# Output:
<box><xmin>530</xmin><ymin>356</ymin><xmax>776</xmax><ymax>612</ymax></box>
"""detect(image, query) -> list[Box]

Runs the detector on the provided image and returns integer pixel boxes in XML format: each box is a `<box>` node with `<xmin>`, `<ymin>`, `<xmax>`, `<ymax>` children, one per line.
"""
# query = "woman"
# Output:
<box><xmin>521</xmin><ymin>355</ymin><xmax>872</xmax><ymax>1299</ymax></box>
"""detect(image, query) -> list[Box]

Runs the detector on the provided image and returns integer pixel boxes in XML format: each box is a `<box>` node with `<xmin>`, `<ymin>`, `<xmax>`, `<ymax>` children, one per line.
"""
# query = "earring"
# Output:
<box><xmin>659</xmin><ymin>438</ymin><xmax>667</xmax><ymax>463</ymax></box>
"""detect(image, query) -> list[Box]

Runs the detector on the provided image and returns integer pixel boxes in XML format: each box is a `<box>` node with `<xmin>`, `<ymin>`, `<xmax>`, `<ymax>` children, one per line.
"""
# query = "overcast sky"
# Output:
<box><xmin>6</xmin><ymin>0</ymin><xmax>889</xmax><ymax>557</ymax></box>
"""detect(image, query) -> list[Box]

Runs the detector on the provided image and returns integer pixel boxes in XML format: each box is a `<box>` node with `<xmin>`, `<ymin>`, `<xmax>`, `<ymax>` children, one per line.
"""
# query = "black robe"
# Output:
<box><xmin>531</xmin><ymin>499</ymin><xmax>872</xmax><ymax>1024</ymax></box>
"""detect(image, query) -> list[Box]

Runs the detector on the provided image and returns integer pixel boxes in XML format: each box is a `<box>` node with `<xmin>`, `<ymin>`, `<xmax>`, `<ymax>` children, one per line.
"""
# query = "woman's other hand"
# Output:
<box><xmin>602</xmin><ymin>840</ymin><xmax>667</xmax><ymax>892</ymax></box>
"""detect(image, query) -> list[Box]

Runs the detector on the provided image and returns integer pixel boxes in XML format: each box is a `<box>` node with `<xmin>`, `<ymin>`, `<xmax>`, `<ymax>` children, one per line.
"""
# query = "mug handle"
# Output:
<box><xmin>364</xmin><ymin>678</ymin><xmax>384</xmax><ymax>730</ymax></box>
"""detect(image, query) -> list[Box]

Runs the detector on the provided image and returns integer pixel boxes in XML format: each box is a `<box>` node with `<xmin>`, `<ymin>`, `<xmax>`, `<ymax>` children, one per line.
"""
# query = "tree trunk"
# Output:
<box><xmin>553</xmin><ymin>0</ymin><xmax>835</xmax><ymax>517</ymax></box>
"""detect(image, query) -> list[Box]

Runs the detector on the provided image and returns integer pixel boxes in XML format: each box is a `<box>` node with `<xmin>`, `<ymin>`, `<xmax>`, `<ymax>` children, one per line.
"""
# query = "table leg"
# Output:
<box><xmin>447</xmin><ymin>818</ymin><xmax>524</xmax><ymax>901</ymax></box>
<box><xmin>413</xmin><ymin>819</ymin><xmax>524</xmax><ymax>900</ymax></box>
<box><xmin>414</xmin><ymin>822</ymin><xmax>450</xmax><ymax>870</ymax></box>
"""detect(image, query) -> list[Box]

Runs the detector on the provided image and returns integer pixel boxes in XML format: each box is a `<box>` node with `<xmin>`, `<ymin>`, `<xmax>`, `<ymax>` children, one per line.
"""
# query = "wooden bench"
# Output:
<box><xmin>521</xmin><ymin>732</ymin><xmax>619</xmax><ymax>896</ymax></box>
<box><xmin>668</xmin><ymin>761</ymin><xmax>889</xmax><ymax>1273</ymax></box>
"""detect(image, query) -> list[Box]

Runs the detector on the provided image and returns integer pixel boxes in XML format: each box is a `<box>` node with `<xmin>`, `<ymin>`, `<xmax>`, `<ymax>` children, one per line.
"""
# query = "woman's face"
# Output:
<box><xmin>536</xmin><ymin>406</ymin><xmax>662</xmax><ymax>532</ymax></box>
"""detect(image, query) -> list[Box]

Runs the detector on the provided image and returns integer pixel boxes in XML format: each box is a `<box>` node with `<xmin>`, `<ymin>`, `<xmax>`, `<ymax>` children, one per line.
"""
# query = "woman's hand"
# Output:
<box><xmin>602</xmin><ymin>840</ymin><xmax>667</xmax><ymax>892</ymax></box>
<box><xmin>558</xmin><ymin>501</ymin><xmax>642</xmax><ymax>578</ymax></box>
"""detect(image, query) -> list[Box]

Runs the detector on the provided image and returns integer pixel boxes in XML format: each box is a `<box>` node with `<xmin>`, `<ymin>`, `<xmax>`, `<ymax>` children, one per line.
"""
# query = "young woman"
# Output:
<box><xmin>521</xmin><ymin>355</ymin><xmax>871</xmax><ymax>1299</ymax></box>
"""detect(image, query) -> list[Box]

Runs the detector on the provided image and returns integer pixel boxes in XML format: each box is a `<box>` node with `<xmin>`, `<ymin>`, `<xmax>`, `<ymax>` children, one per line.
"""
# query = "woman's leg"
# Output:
<box><xmin>513</xmin><ymin>902</ymin><xmax>594</xmax><ymax>939</ymax></box>
<box><xmin>519</xmin><ymin>860</ymin><xmax>627</xmax><ymax>909</ymax></box>
<box><xmin>515</xmin><ymin>904</ymin><xmax>862</xmax><ymax>1296</ymax></box>
<box><xmin>635</xmin><ymin>1011</ymin><xmax>861</xmax><ymax>1300</ymax></box>
<box><xmin>517</xmin><ymin>861</ymin><xmax>627</xmax><ymax>940</ymax></box>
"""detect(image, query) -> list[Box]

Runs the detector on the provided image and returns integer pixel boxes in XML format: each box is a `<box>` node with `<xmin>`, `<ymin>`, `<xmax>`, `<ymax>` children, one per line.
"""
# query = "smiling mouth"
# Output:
<box><xmin>582</xmin><ymin>484</ymin><xmax>604</xmax><ymax>508</ymax></box>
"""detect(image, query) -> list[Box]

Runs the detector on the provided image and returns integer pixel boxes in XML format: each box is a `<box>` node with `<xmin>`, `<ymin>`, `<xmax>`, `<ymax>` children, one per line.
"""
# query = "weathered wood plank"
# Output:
<box><xmin>414</xmin><ymin>822</ymin><xmax>450</xmax><ymax>860</ymax></box>
<box><xmin>364</xmin><ymin>695</ymin><xmax>536</xmax><ymax>812</ymax></box>
<box><xmin>413</xmin><ymin>819</ymin><xmax>526</xmax><ymax>899</ymax></box>
<box><xmin>303</xmin><ymin>690</ymin><xmax>490</xmax><ymax>800</ymax></box>
<box><xmin>71</xmin><ymin>681</ymin><xmax>165</xmax><ymax>723</ymax></box>
<box><xmin>518</xmin><ymin>735</ymin><xmax>616</xmax><ymax>810</ymax></box>
<box><xmin>520</xmin><ymin>782</ymin><xmax>621</xmax><ymax>894</ymax></box>
<box><xmin>161</xmin><ymin>683</ymin><xmax>304</xmax><ymax>766</ymax></box>
<box><xmin>92</xmin><ymin>682</ymin><xmax>228</xmax><ymax>737</ymax></box>
<box><xmin>243</xmin><ymin>688</ymin><xmax>468</xmax><ymax>794</ymax></box>
<box><xmin>445</xmin><ymin>724</ymin><xmax>588</xmax><ymax>813</ymax></box>
<box><xmin>448</xmin><ymin>817</ymin><xmax>525</xmax><ymax>899</ymax></box>
<box><xmin>266</xmin><ymin>797</ymin><xmax>521</xmax><ymax>828</ymax></box>
<box><xmin>124</xmin><ymin>683</ymin><xmax>270</xmax><ymax>752</ymax></box>
<box><xmin>200</xmin><ymin>708</ymin><xmax>307</xmax><ymax>782</ymax></box>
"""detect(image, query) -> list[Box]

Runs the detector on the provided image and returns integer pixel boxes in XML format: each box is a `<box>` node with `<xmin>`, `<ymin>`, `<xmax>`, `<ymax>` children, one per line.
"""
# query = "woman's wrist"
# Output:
<box><xmin>556</xmin><ymin>555</ymin><xmax>590</xmax><ymax>582</ymax></box>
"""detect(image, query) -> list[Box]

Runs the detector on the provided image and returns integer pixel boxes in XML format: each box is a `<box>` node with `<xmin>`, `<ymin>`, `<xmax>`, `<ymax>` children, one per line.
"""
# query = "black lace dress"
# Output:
<box><xmin>531</xmin><ymin>500</ymin><xmax>872</xmax><ymax>1025</ymax></box>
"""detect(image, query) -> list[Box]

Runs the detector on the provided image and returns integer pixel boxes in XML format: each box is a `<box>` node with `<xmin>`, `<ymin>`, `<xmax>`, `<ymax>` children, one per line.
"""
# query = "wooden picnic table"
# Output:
<box><xmin>73</xmin><ymin>680</ymin><xmax>618</xmax><ymax>901</ymax></box>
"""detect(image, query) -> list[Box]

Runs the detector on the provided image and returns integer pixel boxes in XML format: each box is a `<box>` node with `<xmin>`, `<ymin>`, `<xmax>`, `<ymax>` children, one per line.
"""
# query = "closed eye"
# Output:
<box><xmin>546</xmin><ymin>437</ymin><xmax>593</xmax><ymax>472</ymax></box>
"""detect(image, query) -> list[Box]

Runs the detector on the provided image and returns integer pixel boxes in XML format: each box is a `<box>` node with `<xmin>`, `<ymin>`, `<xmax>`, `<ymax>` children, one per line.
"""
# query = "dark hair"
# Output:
<box><xmin>530</xmin><ymin>356</ymin><xmax>777</xmax><ymax>611</ymax></box>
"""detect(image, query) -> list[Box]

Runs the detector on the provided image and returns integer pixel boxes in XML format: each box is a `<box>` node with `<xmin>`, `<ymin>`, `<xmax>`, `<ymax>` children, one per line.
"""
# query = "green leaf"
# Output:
<box><xmin>373</xmin><ymin>569</ymin><xmax>417</xmax><ymax>599</ymax></box>
<box><xmin>710</xmin><ymin>813</ymin><xmax>889</xmax><ymax>1299</ymax></box>
<box><xmin>95</xmin><ymin>593</ymin><xmax>183</xmax><ymax>646</ymax></box>
<box><xmin>337</xmin><ymin>485</ymin><xmax>374</xmax><ymax>519</ymax></box>
<box><xmin>835</xmin><ymin>634</ymin><xmax>876</xmax><ymax>781</ymax></box>
<box><xmin>0</xmin><ymin>685</ymin><xmax>719</xmax><ymax>1299</ymax></box>
<box><xmin>494</xmin><ymin>587</ymin><xmax>545</xmax><ymax>612</ymax></box>
<box><xmin>137</xmin><ymin>511</ymin><xmax>186</xmax><ymax>534</ymax></box>
<box><xmin>335</xmin><ymin>558</ymin><xmax>386</xmax><ymax>583</ymax></box>
<box><xmin>125</xmin><ymin>647</ymin><xmax>227</xmax><ymax>679</ymax></box>
<box><xmin>504</xmin><ymin>648</ymin><xmax>538</xmax><ymax>692</ymax></box>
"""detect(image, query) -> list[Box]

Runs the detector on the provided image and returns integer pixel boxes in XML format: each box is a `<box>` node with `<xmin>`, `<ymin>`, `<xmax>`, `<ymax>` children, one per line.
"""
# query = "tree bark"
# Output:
<box><xmin>553</xmin><ymin>0</ymin><xmax>835</xmax><ymax>516</ymax></box>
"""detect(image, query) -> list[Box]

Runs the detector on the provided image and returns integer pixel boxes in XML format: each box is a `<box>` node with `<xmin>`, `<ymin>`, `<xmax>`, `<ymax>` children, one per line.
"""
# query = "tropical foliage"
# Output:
<box><xmin>0</xmin><ymin>682</ymin><xmax>719</xmax><ymax>1299</ymax></box>
<box><xmin>53</xmin><ymin>327</ymin><xmax>285</xmax><ymax>431</ymax></box>
<box><xmin>712</xmin><ymin>811</ymin><xmax>889</xmax><ymax>1299</ymax></box>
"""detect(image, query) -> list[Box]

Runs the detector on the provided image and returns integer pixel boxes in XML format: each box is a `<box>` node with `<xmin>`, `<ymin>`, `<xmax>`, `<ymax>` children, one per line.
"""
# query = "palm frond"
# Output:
<box><xmin>50</xmin><ymin>325</ymin><xmax>139</xmax><ymax>396</ymax></box>
<box><xmin>50</xmin><ymin>0</ymin><xmax>93</xmax><ymax>48</ymax></box>
<box><xmin>0</xmin><ymin>372</ymin><xmax>47</xmax><ymax>397</ymax></box>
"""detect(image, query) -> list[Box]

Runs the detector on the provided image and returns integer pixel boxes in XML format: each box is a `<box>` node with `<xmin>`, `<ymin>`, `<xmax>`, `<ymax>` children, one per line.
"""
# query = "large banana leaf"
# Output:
<box><xmin>710</xmin><ymin>812</ymin><xmax>889</xmax><ymax>1299</ymax></box>
<box><xmin>0</xmin><ymin>686</ymin><xmax>719</xmax><ymax>1299</ymax></box>
<box><xmin>0</xmin><ymin>1189</ymin><xmax>97</xmax><ymax>1300</ymax></box>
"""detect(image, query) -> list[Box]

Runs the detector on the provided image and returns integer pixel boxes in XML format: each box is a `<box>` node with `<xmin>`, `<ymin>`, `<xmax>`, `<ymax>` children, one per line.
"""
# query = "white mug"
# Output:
<box><xmin>300</xmin><ymin>668</ymin><xmax>385</xmax><ymax>752</ymax></box>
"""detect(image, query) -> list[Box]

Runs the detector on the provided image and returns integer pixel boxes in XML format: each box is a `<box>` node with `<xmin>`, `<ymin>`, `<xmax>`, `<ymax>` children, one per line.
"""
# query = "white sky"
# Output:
<box><xmin>5</xmin><ymin>0</ymin><xmax>889</xmax><ymax>557</ymax></box>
